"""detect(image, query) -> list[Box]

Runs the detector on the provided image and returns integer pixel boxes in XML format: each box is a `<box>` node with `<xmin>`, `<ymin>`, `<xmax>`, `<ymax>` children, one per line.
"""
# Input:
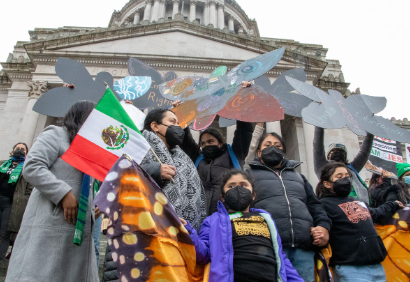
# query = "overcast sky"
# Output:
<box><xmin>1</xmin><ymin>0</ymin><xmax>409</xmax><ymax>119</ymax></box>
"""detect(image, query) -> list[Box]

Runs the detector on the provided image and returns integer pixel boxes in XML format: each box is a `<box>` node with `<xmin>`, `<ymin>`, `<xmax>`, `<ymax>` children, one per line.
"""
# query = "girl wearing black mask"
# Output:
<box><xmin>247</xmin><ymin>132</ymin><xmax>332</xmax><ymax>282</ymax></box>
<box><xmin>0</xmin><ymin>143</ymin><xmax>32</xmax><ymax>262</ymax></box>
<box><xmin>181</xmin><ymin>169</ymin><xmax>303</xmax><ymax>282</ymax></box>
<box><xmin>316</xmin><ymin>162</ymin><xmax>404</xmax><ymax>282</ymax></box>
<box><xmin>140</xmin><ymin>108</ymin><xmax>207</xmax><ymax>231</ymax></box>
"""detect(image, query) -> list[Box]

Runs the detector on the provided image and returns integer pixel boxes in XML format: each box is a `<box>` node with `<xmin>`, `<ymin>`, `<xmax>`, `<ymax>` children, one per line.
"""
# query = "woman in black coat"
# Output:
<box><xmin>247</xmin><ymin>132</ymin><xmax>331</xmax><ymax>282</ymax></box>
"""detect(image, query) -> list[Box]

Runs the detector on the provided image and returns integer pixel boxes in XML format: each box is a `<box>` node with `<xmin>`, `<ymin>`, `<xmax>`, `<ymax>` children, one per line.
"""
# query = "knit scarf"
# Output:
<box><xmin>141</xmin><ymin>130</ymin><xmax>207</xmax><ymax>231</ymax></box>
<box><xmin>0</xmin><ymin>159</ymin><xmax>24</xmax><ymax>185</ymax></box>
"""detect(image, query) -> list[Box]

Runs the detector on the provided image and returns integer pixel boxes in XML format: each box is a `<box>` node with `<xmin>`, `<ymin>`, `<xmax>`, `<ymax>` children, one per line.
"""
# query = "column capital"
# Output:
<box><xmin>217</xmin><ymin>3</ymin><xmax>224</xmax><ymax>8</ymax></box>
<box><xmin>27</xmin><ymin>81</ymin><xmax>48</xmax><ymax>99</ymax></box>
<box><xmin>160</xmin><ymin>0</ymin><xmax>166</xmax><ymax>3</ymax></box>
<box><xmin>208</xmin><ymin>0</ymin><xmax>216</xmax><ymax>6</ymax></box>
<box><xmin>145</xmin><ymin>0</ymin><xmax>152</xmax><ymax>5</ymax></box>
<box><xmin>190</xmin><ymin>0</ymin><xmax>198</xmax><ymax>6</ymax></box>
<box><xmin>172</xmin><ymin>0</ymin><xmax>180</xmax><ymax>3</ymax></box>
<box><xmin>228</xmin><ymin>15</ymin><xmax>234</xmax><ymax>20</ymax></box>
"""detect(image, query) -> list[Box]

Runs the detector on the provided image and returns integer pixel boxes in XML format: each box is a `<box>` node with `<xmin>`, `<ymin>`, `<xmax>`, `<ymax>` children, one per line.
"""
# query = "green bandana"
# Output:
<box><xmin>0</xmin><ymin>159</ymin><xmax>24</xmax><ymax>185</ymax></box>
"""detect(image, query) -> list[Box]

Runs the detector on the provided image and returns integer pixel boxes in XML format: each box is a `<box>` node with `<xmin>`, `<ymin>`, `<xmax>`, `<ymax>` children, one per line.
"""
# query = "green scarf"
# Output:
<box><xmin>74</xmin><ymin>174</ymin><xmax>91</xmax><ymax>246</ymax></box>
<box><xmin>0</xmin><ymin>159</ymin><xmax>24</xmax><ymax>185</ymax></box>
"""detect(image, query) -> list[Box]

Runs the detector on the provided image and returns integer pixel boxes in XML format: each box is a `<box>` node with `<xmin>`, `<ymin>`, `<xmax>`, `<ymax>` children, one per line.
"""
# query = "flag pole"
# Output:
<box><xmin>149</xmin><ymin>148</ymin><xmax>175</xmax><ymax>184</ymax></box>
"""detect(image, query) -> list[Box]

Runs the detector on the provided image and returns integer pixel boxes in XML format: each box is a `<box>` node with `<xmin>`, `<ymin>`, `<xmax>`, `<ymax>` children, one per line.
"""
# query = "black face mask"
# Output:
<box><xmin>329</xmin><ymin>150</ymin><xmax>347</xmax><ymax>163</ymax></box>
<box><xmin>158</xmin><ymin>124</ymin><xmax>185</xmax><ymax>148</ymax></box>
<box><xmin>224</xmin><ymin>185</ymin><xmax>253</xmax><ymax>212</ymax></box>
<box><xmin>261</xmin><ymin>146</ymin><xmax>283</xmax><ymax>167</ymax></box>
<box><xmin>12</xmin><ymin>149</ymin><xmax>25</xmax><ymax>160</ymax></box>
<box><xmin>202</xmin><ymin>145</ymin><xmax>223</xmax><ymax>160</ymax></box>
<box><xmin>333</xmin><ymin>177</ymin><xmax>352</xmax><ymax>197</ymax></box>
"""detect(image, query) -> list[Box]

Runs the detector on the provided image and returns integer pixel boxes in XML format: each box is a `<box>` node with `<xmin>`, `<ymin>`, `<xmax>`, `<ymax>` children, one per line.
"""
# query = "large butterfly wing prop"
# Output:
<box><xmin>226</xmin><ymin>47</ymin><xmax>285</xmax><ymax>83</ymax></box>
<box><xmin>33</xmin><ymin>57</ymin><xmax>113</xmax><ymax>117</ymax></box>
<box><xmin>114</xmin><ymin>76</ymin><xmax>152</xmax><ymax>101</ymax></box>
<box><xmin>255</xmin><ymin>69</ymin><xmax>311</xmax><ymax>118</ymax></box>
<box><xmin>218</xmin><ymin>85</ymin><xmax>284</xmax><ymax>122</ymax></box>
<box><xmin>127</xmin><ymin>58</ymin><xmax>174</xmax><ymax>110</ymax></box>
<box><xmin>174</xmin><ymin>48</ymin><xmax>285</xmax><ymax>127</ymax></box>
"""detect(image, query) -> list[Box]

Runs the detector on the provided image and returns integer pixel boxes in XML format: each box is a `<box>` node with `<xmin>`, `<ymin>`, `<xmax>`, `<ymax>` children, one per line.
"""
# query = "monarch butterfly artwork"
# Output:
<box><xmin>375</xmin><ymin>208</ymin><xmax>410</xmax><ymax>281</ymax></box>
<box><xmin>94</xmin><ymin>155</ymin><xmax>204</xmax><ymax>282</ymax></box>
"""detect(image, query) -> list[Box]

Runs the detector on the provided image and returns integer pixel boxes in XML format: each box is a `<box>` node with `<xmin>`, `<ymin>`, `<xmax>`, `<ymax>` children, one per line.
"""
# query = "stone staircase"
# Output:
<box><xmin>0</xmin><ymin>234</ymin><xmax>108</xmax><ymax>282</ymax></box>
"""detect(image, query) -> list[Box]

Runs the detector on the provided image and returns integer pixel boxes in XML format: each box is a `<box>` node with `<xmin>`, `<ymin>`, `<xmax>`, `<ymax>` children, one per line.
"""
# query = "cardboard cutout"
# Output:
<box><xmin>218</xmin><ymin>85</ymin><xmax>284</xmax><ymax>122</ymax></box>
<box><xmin>172</xmin><ymin>48</ymin><xmax>285</xmax><ymax>128</ymax></box>
<box><xmin>33</xmin><ymin>57</ymin><xmax>115</xmax><ymax>117</ymax></box>
<box><xmin>127</xmin><ymin>58</ymin><xmax>176</xmax><ymax>110</ymax></box>
<box><xmin>286</xmin><ymin>76</ymin><xmax>410</xmax><ymax>142</ymax></box>
<box><xmin>114</xmin><ymin>76</ymin><xmax>152</xmax><ymax>100</ymax></box>
<box><xmin>254</xmin><ymin>69</ymin><xmax>312</xmax><ymax>117</ymax></box>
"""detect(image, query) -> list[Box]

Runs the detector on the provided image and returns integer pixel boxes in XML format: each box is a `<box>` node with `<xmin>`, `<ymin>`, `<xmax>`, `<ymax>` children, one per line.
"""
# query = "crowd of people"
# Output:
<box><xmin>1</xmin><ymin>87</ymin><xmax>409</xmax><ymax>281</ymax></box>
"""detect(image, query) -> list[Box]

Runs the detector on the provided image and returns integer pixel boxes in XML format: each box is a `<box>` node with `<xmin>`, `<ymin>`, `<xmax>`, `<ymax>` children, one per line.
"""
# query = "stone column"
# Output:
<box><xmin>189</xmin><ymin>0</ymin><xmax>197</xmax><ymax>22</ymax></box>
<box><xmin>203</xmin><ymin>1</ymin><xmax>209</xmax><ymax>25</ymax></box>
<box><xmin>151</xmin><ymin>0</ymin><xmax>160</xmax><ymax>22</ymax></box>
<box><xmin>19</xmin><ymin>81</ymin><xmax>48</xmax><ymax>147</ymax></box>
<box><xmin>159</xmin><ymin>0</ymin><xmax>166</xmax><ymax>19</ymax></box>
<box><xmin>209</xmin><ymin>0</ymin><xmax>216</xmax><ymax>26</ymax></box>
<box><xmin>172</xmin><ymin>0</ymin><xmax>180</xmax><ymax>18</ymax></box>
<box><xmin>133</xmin><ymin>11</ymin><xmax>141</xmax><ymax>24</ymax></box>
<box><xmin>303</xmin><ymin>121</ymin><xmax>316</xmax><ymax>186</ymax></box>
<box><xmin>217</xmin><ymin>3</ymin><xmax>224</xmax><ymax>29</ymax></box>
<box><xmin>266</xmin><ymin>121</ymin><xmax>282</xmax><ymax>136</ymax></box>
<box><xmin>143</xmin><ymin>1</ymin><xmax>152</xmax><ymax>21</ymax></box>
<box><xmin>228</xmin><ymin>15</ymin><xmax>234</xmax><ymax>31</ymax></box>
<box><xmin>238</xmin><ymin>26</ymin><xmax>244</xmax><ymax>34</ymax></box>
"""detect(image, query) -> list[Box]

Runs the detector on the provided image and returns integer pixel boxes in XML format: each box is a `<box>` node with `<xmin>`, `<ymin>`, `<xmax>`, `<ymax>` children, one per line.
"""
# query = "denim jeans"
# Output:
<box><xmin>333</xmin><ymin>264</ymin><xmax>387</xmax><ymax>282</ymax></box>
<box><xmin>0</xmin><ymin>196</ymin><xmax>12</xmax><ymax>262</ymax></box>
<box><xmin>93</xmin><ymin>215</ymin><xmax>102</xmax><ymax>267</ymax></box>
<box><xmin>283</xmin><ymin>247</ymin><xmax>315</xmax><ymax>282</ymax></box>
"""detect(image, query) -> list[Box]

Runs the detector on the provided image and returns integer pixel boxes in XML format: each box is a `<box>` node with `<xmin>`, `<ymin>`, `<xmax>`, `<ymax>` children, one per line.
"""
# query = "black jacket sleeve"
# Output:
<box><xmin>384</xmin><ymin>184</ymin><xmax>402</xmax><ymax>204</ymax></box>
<box><xmin>179</xmin><ymin>127</ymin><xmax>201</xmax><ymax>163</ymax></box>
<box><xmin>141</xmin><ymin>162</ymin><xmax>164</xmax><ymax>187</ymax></box>
<box><xmin>313</xmin><ymin>127</ymin><xmax>330</xmax><ymax>179</ymax></box>
<box><xmin>301</xmin><ymin>174</ymin><xmax>332</xmax><ymax>231</ymax></box>
<box><xmin>231</xmin><ymin>121</ymin><xmax>254</xmax><ymax>161</ymax></box>
<box><xmin>350</xmin><ymin>133</ymin><xmax>374</xmax><ymax>172</ymax></box>
<box><xmin>369</xmin><ymin>201</ymin><xmax>401</xmax><ymax>224</ymax></box>
<box><xmin>369</xmin><ymin>178</ymin><xmax>392</xmax><ymax>207</ymax></box>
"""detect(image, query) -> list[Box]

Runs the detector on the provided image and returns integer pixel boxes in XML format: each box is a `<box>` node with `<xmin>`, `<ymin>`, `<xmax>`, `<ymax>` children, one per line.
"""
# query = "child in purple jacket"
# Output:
<box><xmin>182</xmin><ymin>169</ymin><xmax>303</xmax><ymax>282</ymax></box>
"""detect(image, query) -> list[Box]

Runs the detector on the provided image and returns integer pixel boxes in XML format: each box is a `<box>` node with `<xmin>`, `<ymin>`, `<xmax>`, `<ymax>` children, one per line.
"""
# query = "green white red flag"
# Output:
<box><xmin>62</xmin><ymin>88</ymin><xmax>150</xmax><ymax>181</ymax></box>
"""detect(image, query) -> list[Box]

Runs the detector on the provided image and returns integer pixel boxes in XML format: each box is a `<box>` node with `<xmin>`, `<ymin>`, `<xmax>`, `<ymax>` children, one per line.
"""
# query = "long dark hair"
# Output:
<box><xmin>394</xmin><ymin>174</ymin><xmax>410</xmax><ymax>204</ymax></box>
<box><xmin>143</xmin><ymin>109</ymin><xmax>173</xmax><ymax>132</ymax></box>
<box><xmin>369</xmin><ymin>173</ymin><xmax>382</xmax><ymax>189</ymax></box>
<box><xmin>199</xmin><ymin>128</ymin><xmax>225</xmax><ymax>145</ymax></box>
<box><xmin>63</xmin><ymin>101</ymin><xmax>95</xmax><ymax>143</ymax></box>
<box><xmin>220</xmin><ymin>169</ymin><xmax>255</xmax><ymax>196</ymax></box>
<box><xmin>316</xmin><ymin>162</ymin><xmax>351</xmax><ymax>199</ymax></box>
<box><xmin>257</xmin><ymin>132</ymin><xmax>287</xmax><ymax>154</ymax></box>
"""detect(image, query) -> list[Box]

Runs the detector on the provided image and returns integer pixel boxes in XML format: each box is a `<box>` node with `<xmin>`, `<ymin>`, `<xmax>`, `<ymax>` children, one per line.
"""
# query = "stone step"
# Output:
<box><xmin>0</xmin><ymin>233</ymin><xmax>109</xmax><ymax>282</ymax></box>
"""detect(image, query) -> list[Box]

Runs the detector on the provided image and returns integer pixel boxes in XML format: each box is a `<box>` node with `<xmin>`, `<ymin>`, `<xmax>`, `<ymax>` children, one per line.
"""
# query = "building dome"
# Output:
<box><xmin>108</xmin><ymin>0</ymin><xmax>259</xmax><ymax>37</ymax></box>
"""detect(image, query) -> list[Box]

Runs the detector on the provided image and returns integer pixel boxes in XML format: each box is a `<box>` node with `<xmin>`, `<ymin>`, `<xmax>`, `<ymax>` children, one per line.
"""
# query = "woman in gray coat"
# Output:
<box><xmin>6</xmin><ymin>101</ymin><xmax>99</xmax><ymax>282</ymax></box>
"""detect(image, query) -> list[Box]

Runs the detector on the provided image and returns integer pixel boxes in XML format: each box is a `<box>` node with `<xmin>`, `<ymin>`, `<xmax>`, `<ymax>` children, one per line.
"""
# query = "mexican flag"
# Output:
<box><xmin>62</xmin><ymin>88</ymin><xmax>151</xmax><ymax>181</ymax></box>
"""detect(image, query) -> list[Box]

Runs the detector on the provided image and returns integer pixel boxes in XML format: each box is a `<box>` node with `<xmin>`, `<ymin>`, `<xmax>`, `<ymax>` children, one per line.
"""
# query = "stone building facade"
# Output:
<box><xmin>0</xmin><ymin>0</ymin><xmax>407</xmax><ymax>187</ymax></box>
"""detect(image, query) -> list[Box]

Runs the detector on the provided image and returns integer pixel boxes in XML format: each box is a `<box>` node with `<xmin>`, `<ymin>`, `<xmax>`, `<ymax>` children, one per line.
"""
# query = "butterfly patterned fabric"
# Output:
<box><xmin>94</xmin><ymin>155</ymin><xmax>204</xmax><ymax>282</ymax></box>
<box><xmin>375</xmin><ymin>207</ymin><xmax>410</xmax><ymax>281</ymax></box>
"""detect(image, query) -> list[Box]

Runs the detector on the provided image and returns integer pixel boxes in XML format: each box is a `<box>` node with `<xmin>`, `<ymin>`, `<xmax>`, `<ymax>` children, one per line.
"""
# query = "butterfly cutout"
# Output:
<box><xmin>286</xmin><ymin>76</ymin><xmax>410</xmax><ymax>142</ymax></box>
<box><xmin>127</xmin><ymin>58</ymin><xmax>178</xmax><ymax>110</ymax></box>
<box><xmin>114</xmin><ymin>76</ymin><xmax>152</xmax><ymax>100</ymax></box>
<box><xmin>254</xmin><ymin>69</ymin><xmax>312</xmax><ymax>118</ymax></box>
<box><xmin>170</xmin><ymin>47</ymin><xmax>286</xmax><ymax>128</ymax></box>
<box><xmin>33</xmin><ymin>57</ymin><xmax>117</xmax><ymax>117</ymax></box>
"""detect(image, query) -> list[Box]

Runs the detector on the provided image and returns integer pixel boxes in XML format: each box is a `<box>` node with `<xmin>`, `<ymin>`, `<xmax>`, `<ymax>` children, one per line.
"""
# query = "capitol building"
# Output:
<box><xmin>1</xmin><ymin>0</ymin><xmax>408</xmax><ymax>186</ymax></box>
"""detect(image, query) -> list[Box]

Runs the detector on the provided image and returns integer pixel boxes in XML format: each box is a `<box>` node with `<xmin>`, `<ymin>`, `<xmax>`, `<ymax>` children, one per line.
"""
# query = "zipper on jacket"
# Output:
<box><xmin>262</xmin><ymin>164</ymin><xmax>298</xmax><ymax>248</ymax></box>
<box><xmin>278</xmin><ymin>171</ymin><xmax>295</xmax><ymax>247</ymax></box>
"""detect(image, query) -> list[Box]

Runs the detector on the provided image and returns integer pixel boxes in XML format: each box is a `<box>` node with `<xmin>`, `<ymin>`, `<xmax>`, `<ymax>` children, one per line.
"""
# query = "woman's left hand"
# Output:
<box><xmin>95</xmin><ymin>206</ymin><xmax>102</xmax><ymax>219</ymax></box>
<box><xmin>124</xmin><ymin>99</ymin><xmax>133</xmax><ymax>105</ymax></box>
<box><xmin>396</xmin><ymin>201</ymin><xmax>405</xmax><ymax>209</ymax></box>
<box><xmin>172</xmin><ymin>100</ymin><xmax>182</xmax><ymax>108</ymax></box>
